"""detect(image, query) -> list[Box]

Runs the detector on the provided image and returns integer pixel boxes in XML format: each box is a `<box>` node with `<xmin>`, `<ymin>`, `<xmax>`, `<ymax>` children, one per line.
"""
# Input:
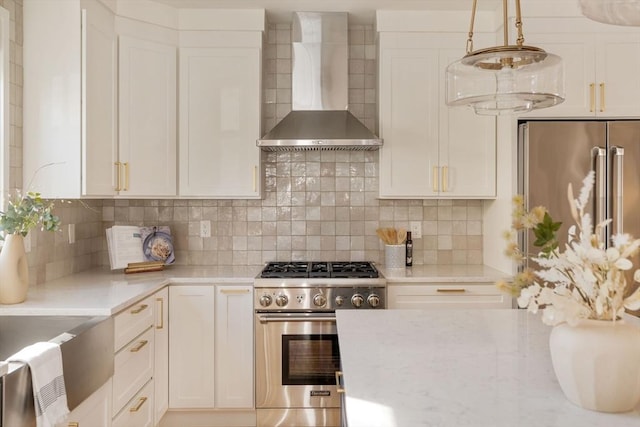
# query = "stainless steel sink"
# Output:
<box><xmin>1</xmin><ymin>315</ymin><xmax>114</xmax><ymax>426</ymax></box>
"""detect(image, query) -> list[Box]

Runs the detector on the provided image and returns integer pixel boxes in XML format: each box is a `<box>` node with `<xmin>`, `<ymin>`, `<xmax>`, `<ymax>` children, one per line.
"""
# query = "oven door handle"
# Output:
<box><xmin>257</xmin><ymin>313</ymin><xmax>337</xmax><ymax>323</ymax></box>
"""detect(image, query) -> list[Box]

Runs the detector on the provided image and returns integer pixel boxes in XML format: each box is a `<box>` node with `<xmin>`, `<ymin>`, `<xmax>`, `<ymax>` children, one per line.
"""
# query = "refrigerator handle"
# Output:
<box><xmin>592</xmin><ymin>147</ymin><xmax>606</xmax><ymax>241</ymax></box>
<box><xmin>611</xmin><ymin>146</ymin><xmax>624</xmax><ymax>235</ymax></box>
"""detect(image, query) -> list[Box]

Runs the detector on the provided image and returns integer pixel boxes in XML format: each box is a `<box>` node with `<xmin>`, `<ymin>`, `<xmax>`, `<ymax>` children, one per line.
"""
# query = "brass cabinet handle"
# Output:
<box><xmin>335</xmin><ymin>371</ymin><xmax>345</xmax><ymax>393</ymax></box>
<box><xmin>68</xmin><ymin>423</ymin><xmax>79</xmax><ymax>427</ymax></box>
<box><xmin>156</xmin><ymin>297</ymin><xmax>164</xmax><ymax>330</ymax></box>
<box><xmin>123</xmin><ymin>162</ymin><xmax>130</xmax><ymax>191</ymax></box>
<box><xmin>589</xmin><ymin>83</ymin><xmax>595</xmax><ymax>112</ymax></box>
<box><xmin>130</xmin><ymin>339</ymin><xmax>148</xmax><ymax>353</ymax></box>
<box><xmin>220</xmin><ymin>288</ymin><xmax>251</xmax><ymax>295</ymax></box>
<box><xmin>130</xmin><ymin>303</ymin><xmax>148</xmax><ymax>314</ymax></box>
<box><xmin>599</xmin><ymin>82</ymin><xmax>605</xmax><ymax>112</ymax></box>
<box><xmin>253</xmin><ymin>165</ymin><xmax>258</xmax><ymax>192</ymax></box>
<box><xmin>436</xmin><ymin>288</ymin><xmax>467</xmax><ymax>293</ymax></box>
<box><xmin>114</xmin><ymin>162</ymin><xmax>122</xmax><ymax>191</ymax></box>
<box><xmin>129</xmin><ymin>396</ymin><xmax>148</xmax><ymax>412</ymax></box>
<box><xmin>432</xmin><ymin>166</ymin><xmax>439</xmax><ymax>192</ymax></box>
<box><xmin>442</xmin><ymin>165</ymin><xmax>448</xmax><ymax>192</ymax></box>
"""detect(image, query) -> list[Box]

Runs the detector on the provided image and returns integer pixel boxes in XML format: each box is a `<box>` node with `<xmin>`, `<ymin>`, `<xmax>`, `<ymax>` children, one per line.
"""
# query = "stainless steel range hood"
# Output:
<box><xmin>257</xmin><ymin>12</ymin><xmax>382</xmax><ymax>151</ymax></box>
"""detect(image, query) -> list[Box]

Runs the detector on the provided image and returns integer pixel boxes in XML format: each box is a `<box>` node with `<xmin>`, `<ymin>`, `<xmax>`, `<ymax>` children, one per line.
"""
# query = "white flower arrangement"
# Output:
<box><xmin>498</xmin><ymin>171</ymin><xmax>640</xmax><ymax>326</ymax></box>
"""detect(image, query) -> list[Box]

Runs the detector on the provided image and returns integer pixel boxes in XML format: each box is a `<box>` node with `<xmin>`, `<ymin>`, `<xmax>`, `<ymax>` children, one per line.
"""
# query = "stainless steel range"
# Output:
<box><xmin>254</xmin><ymin>261</ymin><xmax>386</xmax><ymax>427</ymax></box>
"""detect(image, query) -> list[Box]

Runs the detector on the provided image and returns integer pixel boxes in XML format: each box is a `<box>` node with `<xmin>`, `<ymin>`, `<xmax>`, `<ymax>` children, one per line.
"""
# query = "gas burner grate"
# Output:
<box><xmin>260</xmin><ymin>261</ymin><xmax>379</xmax><ymax>279</ymax></box>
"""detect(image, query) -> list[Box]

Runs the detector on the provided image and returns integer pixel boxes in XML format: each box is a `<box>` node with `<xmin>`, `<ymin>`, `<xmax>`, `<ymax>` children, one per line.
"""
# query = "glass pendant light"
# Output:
<box><xmin>579</xmin><ymin>0</ymin><xmax>640</xmax><ymax>26</ymax></box>
<box><xmin>446</xmin><ymin>0</ymin><xmax>564</xmax><ymax>115</ymax></box>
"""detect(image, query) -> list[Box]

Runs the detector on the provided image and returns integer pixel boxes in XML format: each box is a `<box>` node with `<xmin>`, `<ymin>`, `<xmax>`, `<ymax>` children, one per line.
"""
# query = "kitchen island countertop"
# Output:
<box><xmin>336</xmin><ymin>309</ymin><xmax>640</xmax><ymax>427</ymax></box>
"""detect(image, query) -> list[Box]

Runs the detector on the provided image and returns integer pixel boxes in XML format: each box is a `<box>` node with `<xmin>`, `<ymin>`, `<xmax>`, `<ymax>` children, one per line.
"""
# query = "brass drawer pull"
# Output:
<box><xmin>130</xmin><ymin>340</ymin><xmax>148</xmax><ymax>353</ymax></box>
<box><xmin>599</xmin><ymin>82</ymin><xmax>605</xmax><ymax>112</ymax></box>
<box><xmin>442</xmin><ymin>165</ymin><xmax>448</xmax><ymax>192</ymax></box>
<box><xmin>589</xmin><ymin>83</ymin><xmax>595</xmax><ymax>112</ymax></box>
<box><xmin>432</xmin><ymin>166</ymin><xmax>439</xmax><ymax>192</ymax></box>
<box><xmin>68</xmin><ymin>423</ymin><xmax>79</xmax><ymax>427</ymax></box>
<box><xmin>156</xmin><ymin>297</ymin><xmax>164</xmax><ymax>329</ymax></box>
<box><xmin>436</xmin><ymin>288</ymin><xmax>467</xmax><ymax>293</ymax></box>
<box><xmin>130</xmin><ymin>304</ymin><xmax>148</xmax><ymax>314</ymax></box>
<box><xmin>129</xmin><ymin>396</ymin><xmax>148</xmax><ymax>412</ymax></box>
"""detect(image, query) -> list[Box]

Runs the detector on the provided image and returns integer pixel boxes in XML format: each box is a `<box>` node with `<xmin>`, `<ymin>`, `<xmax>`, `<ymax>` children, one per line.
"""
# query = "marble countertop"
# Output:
<box><xmin>379</xmin><ymin>264</ymin><xmax>510</xmax><ymax>283</ymax></box>
<box><xmin>0</xmin><ymin>265</ymin><xmax>261</xmax><ymax>316</ymax></box>
<box><xmin>336</xmin><ymin>309</ymin><xmax>640</xmax><ymax>427</ymax></box>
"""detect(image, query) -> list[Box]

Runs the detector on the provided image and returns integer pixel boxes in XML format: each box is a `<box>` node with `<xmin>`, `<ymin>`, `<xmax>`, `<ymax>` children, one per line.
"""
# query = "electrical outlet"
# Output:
<box><xmin>200</xmin><ymin>220</ymin><xmax>211</xmax><ymax>238</ymax></box>
<box><xmin>68</xmin><ymin>223</ymin><xmax>76</xmax><ymax>244</ymax></box>
<box><xmin>24</xmin><ymin>233</ymin><xmax>31</xmax><ymax>253</ymax></box>
<box><xmin>410</xmin><ymin>221</ymin><xmax>422</xmax><ymax>239</ymax></box>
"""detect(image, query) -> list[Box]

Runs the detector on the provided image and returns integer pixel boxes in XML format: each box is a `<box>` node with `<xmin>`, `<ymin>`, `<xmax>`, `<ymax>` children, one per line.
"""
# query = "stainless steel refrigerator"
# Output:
<box><xmin>518</xmin><ymin>120</ymin><xmax>640</xmax><ymax>308</ymax></box>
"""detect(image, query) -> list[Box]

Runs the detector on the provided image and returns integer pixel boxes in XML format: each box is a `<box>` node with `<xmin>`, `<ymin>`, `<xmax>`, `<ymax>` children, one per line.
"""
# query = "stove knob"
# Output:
<box><xmin>335</xmin><ymin>295</ymin><xmax>345</xmax><ymax>307</ymax></box>
<box><xmin>367</xmin><ymin>294</ymin><xmax>380</xmax><ymax>308</ymax></box>
<box><xmin>275</xmin><ymin>294</ymin><xmax>289</xmax><ymax>307</ymax></box>
<box><xmin>313</xmin><ymin>293</ymin><xmax>327</xmax><ymax>307</ymax></box>
<box><xmin>351</xmin><ymin>293</ymin><xmax>364</xmax><ymax>308</ymax></box>
<box><xmin>259</xmin><ymin>294</ymin><xmax>273</xmax><ymax>307</ymax></box>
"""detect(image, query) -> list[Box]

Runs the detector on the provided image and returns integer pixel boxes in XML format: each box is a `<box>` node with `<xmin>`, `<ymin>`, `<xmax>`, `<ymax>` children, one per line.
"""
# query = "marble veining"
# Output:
<box><xmin>379</xmin><ymin>264</ymin><xmax>509</xmax><ymax>283</ymax></box>
<box><xmin>336</xmin><ymin>309</ymin><xmax>640</xmax><ymax>427</ymax></box>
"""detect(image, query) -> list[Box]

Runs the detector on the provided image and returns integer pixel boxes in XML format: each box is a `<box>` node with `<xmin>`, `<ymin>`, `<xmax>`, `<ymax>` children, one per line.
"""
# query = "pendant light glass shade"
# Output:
<box><xmin>579</xmin><ymin>0</ymin><xmax>640</xmax><ymax>26</ymax></box>
<box><xmin>445</xmin><ymin>0</ymin><xmax>565</xmax><ymax>115</ymax></box>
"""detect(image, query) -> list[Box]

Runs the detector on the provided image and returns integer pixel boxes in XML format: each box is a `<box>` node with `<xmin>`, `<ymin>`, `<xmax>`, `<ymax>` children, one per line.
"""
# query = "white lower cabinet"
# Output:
<box><xmin>214</xmin><ymin>286</ymin><xmax>254</xmax><ymax>408</ymax></box>
<box><xmin>56</xmin><ymin>378</ymin><xmax>113</xmax><ymax>427</ymax></box>
<box><xmin>113</xmin><ymin>379</ymin><xmax>155</xmax><ymax>427</ymax></box>
<box><xmin>169</xmin><ymin>284</ymin><xmax>253</xmax><ymax>410</ymax></box>
<box><xmin>112</xmin><ymin>288</ymin><xmax>167</xmax><ymax>426</ymax></box>
<box><xmin>388</xmin><ymin>283</ymin><xmax>512</xmax><ymax>309</ymax></box>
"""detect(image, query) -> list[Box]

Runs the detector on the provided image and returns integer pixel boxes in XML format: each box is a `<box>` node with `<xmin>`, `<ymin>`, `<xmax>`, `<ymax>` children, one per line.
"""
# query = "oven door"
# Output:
<box><xmin>255</xmin><ymin>312</ymin><xmax>341</xmax><ymax>411</ymax></box>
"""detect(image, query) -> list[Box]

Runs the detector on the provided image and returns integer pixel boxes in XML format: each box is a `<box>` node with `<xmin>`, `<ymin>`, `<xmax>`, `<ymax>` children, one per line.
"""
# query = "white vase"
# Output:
<box><xmin>0</xmin><ymin>234</ymin><xmax>29</xmax><ymax>304</ymax></box>
<box><xmin>549</xmin><ymin>318</ymin><xmax>640</xmax><ymax>412</ymax></box>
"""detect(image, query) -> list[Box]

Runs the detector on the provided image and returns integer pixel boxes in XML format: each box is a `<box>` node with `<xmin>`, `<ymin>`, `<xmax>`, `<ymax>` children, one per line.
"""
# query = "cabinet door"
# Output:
<box><xmin>153</xmin><ymin>288</ymin><xmax>169</xmax><ymax>424</ymax></box>
<box><xmin>379</xmin><ymin>46</ymin><xmax>439</xmax><ymax>198</ymax></box>
<box><xmin>119</xmin><ymin>35</ymin><xmax>177</xmax><ymax>196</ymax></box>
<box><xmin>596</xmin><ymin>33</ymin><xmax>640</xmax><ymax>117</ymax></box>
<box><xmin>522</xmin><ymin>32</ymin><xmax>596</xmax><ymax>117</ymax></box>
<box><xmin>24</xmin><ymin>0</ymin><xmax>116</xmax><ymax>198</ymax></box>
<box><xmin>56</xmin><ymin>378</ymin><xmax>112</xmax><ymax>427</ymax></box>
<box><xmin>179</xmin><ymin>47</ymin><xmax>261</xmax><ymax>198</ymax></box>
<box><xmin>439</xmin><ymin>48</ymin><xmax>496</xmax><ymax>198</ymax></box>
<box><xmin>82</xmin><ymin>0</ymin><xmax>118</xmax><ymax>197</ymax></box>
<box><xmin>169</xmin><ymin>286</ymin><xmax>215</xmax><ymax>408</ymax></box>
<box><xmin>214</xmin><ymin>286</ymin><xmax>254</xmax><ymax>408</ymax></box>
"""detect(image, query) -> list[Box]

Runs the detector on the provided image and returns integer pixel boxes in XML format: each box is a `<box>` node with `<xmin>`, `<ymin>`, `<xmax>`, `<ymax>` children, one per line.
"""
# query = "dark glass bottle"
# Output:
<box><xmin>405</xmin><ymin>231</ymin><xmax>413</xmax><ymax>267</ymax></box>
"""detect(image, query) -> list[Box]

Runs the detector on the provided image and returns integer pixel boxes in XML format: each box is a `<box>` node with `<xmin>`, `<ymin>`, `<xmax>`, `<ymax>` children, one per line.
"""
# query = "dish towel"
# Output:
<box><xmin>8</xmin><ymin>341</ymin><xmax>70</xmax><ymax>427</ymax></box>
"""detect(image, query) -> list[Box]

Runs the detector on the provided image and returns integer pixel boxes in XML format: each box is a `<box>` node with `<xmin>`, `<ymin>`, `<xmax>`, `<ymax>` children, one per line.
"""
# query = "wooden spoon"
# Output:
<box><xmin>397</xmin><ymin>228</ymin><xmax>407</xmax><ymax>245</ymax></box>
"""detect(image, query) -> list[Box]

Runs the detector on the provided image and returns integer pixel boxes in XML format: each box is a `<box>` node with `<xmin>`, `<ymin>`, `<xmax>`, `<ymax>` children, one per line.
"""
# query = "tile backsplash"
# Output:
<box><xmin>100</xmin><ymin>150</ymin><xmax>483</xmax><ymax>267</ymax></box>
<box><xmin>17</xmin><ymin>16</ymin><xmax>483</xmax><ymax>285</ymax></box>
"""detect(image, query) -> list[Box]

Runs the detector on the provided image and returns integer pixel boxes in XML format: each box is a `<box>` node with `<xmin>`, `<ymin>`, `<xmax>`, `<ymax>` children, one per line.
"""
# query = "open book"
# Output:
<box><xmin>106</xmin><ymin>226</ymin><xmax>175</xmax><ymax>270</ymax></box>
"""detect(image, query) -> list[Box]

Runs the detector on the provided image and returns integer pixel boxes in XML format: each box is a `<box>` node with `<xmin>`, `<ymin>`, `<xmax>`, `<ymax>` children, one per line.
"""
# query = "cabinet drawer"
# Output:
<box><xmin>113</xmin><ymin>379</ymin><xmax>154</xmax><ymax>427</ymax></box>
<box><xmin>114</xmin><ymin>295</ymin><xmax>154</xmax><ymax>352</ymax></box>
<box><xmin>388</xmin><ymin>283</ymin><xmax>512</xmax><ymax>309</ymax></box>
<box><xmin>113</xmin><ymin>327</ymin><xmax>154</xmax><ymax>416</ymax></box>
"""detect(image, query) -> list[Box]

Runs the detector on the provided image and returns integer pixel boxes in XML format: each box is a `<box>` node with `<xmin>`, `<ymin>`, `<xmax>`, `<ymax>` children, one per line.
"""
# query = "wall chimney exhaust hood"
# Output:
<box><xmin>257</xmin><ymin>12</ymin><xmax>382</xmax><ymax>151</ymax></box>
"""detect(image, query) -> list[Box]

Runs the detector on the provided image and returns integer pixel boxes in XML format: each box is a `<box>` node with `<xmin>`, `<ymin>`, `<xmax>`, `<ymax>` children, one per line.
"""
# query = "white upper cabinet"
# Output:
<box><xmin>178</xmin><ymin>39</ymin><xmax>262</xmax><ymax>198</ymax></box>
<box><xmin>523</xmin><ymin>18</ymin><xmax>640</xmax><ymax>117</ymax></box>
<box><xmin>24</xmin><ymin>0</ymin><xmax>117</xmax><ymax>198</ymax></box>
<box><xmin>118</xmin><ymin>35</ymin><xmax>177</xmax><ymax>196</ymax></box>
<box><xmin>378</xmin><ymin>31</ymin><xmax>496</xmax><ymax>199</ymax></box>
